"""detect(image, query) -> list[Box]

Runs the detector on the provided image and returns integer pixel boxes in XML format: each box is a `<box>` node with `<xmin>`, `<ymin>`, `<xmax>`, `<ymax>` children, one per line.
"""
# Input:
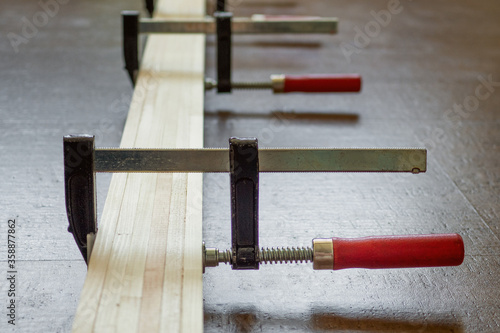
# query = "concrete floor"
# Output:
<box><xmin>1</xmin><ymin>0</ymin><xmax>500</xmax><ymax>332</ymax></box>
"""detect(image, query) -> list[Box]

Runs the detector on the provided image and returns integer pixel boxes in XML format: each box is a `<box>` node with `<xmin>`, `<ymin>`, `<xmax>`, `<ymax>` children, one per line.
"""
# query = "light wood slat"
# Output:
<box><xmin>72</xmin><ymin>0</ymin><xmax>205</xmax><ymax>332</ymax></box>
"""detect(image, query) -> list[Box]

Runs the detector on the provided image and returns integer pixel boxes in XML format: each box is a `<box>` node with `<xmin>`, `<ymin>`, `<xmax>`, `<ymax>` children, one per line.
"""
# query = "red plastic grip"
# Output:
<box><xmin>332</xmin><ymin>234</ymin><xmax>464</xmax><ymax>270</ymax></box>
<box><xmin>283</xmin><ymin>74</ymin><xmax>362</xmax><ymax>93</ymax></box>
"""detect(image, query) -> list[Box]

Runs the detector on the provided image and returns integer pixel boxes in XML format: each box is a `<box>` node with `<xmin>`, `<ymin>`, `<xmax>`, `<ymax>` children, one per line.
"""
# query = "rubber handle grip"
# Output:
<box><xmin>332</xmin><ymin>234</ymin><xmax>464</xmax><ymax>270</ymax></box>
<box><xmin>283</xmin><ymin>74</ymin><xmax>362</xmax><ymax>93</ymax></box>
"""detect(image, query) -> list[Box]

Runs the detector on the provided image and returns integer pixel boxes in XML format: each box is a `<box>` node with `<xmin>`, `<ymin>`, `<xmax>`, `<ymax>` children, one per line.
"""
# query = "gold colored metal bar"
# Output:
<box><xmin>139</xmin><ymin>16</ymin><xmax>338</xmax><ymax>34</ymax></box>
<box><xmin>94</xmin><ymin>148</ymin><xmax>426</xmax><ymax>173</ymax></box>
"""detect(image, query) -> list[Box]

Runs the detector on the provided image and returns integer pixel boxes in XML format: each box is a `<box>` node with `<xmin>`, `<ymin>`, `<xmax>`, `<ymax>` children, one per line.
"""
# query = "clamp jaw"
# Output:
<box><xmin>230</xmin><ymin>138</ymin><xmax>259</xmax><ymax>269</ymax></box>
<box><xmin>145</xmin><ymin>0</ymin><xmax>154</xmax><ymax>17</ymax></box>
<box><xmin>63</xmin><ymin>135</ymin><xmax>97</xmax><ymax>264</ymax></box>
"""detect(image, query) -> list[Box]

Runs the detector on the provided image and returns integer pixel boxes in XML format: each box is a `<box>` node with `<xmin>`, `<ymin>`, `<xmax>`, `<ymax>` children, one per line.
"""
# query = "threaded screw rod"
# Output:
<box><xmin>203</xmin><ymin>245</ymin><xmax>313</xmax><ymax>270</ymax></box>
<box><xmin>205</xmin><ymin>78</ymin><xmax>272</xmax><ymax>91</ymax></box>
<box><xmin>259</xmin><ymin>246</ymin><xmax>313</xmax><ymax>264</ymax></box>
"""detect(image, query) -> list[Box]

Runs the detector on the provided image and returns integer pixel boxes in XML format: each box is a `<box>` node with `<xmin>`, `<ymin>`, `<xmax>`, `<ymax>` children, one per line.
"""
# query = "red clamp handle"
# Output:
<box><xmin>276</xmin><ymin>74</ymin><xmax>362</xmax><ymax>93</ymax></box>
<box><xmin>328</xmin><ymin>234</ymin><xmax>464</xmax><ymax>270</ymax></box>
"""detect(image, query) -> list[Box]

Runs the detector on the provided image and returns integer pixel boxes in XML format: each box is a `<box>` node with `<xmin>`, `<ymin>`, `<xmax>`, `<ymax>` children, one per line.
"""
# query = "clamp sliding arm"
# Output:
<box><xmin>216</xmin><ymin>12</ymin><xmax>232</xmax><ymax>93</ymax></box>
<box><xmin>230</xmin><ymin>138</ymin><xmax>259</xmax><ymax>269</ymax></box>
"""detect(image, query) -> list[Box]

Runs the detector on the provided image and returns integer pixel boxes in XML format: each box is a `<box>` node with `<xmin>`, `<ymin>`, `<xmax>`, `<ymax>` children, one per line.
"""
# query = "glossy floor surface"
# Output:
<box><xmin>1</xmin><ymin>0</ymin><xmax>499</xmax><ymax>332</ymax></box>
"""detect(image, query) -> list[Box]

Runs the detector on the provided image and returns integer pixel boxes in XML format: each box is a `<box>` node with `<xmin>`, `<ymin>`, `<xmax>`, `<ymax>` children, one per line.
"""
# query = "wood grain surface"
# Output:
<box><xmin>0</xmin><ymin>0</ymin><xmax>499</xmax><ymax>332</ymax></box>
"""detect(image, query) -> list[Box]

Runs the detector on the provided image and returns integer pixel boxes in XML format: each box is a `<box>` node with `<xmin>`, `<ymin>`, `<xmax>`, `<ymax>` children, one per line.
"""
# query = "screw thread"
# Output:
<box><xmin>259</xmin><ymin>246</ymin><xmax>313</xmax><ymax>264</ymax></box>
<box><xmin>216</xmin><ymin>246</ymin><xmax>313</xmax><ymax>265</ymax></box>
<box><xmin>217</xmin><ymin>249</ymin><xmax>232</xmax><ymax>264</ymax></box>
<box><xmin>231</xmin><ymin>82</ymin><xmax>273</xmax><ymax>90</ymax></box>
<box><xmin>205</xmin><ymin>79</ymin><xmax>273</xmax><ymax>91</ymax></box>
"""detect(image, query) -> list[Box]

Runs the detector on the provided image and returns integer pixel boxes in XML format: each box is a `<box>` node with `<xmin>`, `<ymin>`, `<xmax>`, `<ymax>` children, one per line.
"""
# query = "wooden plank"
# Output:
<box><xmin>72</xmin><ymin>1</ymin><xmax>205</xmax><ymax>332</ymax></box>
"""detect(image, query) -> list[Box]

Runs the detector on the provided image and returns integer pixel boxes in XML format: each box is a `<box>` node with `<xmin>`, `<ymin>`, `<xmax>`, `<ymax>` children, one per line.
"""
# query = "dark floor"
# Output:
<box><xmin>1</xmin><ymin>0</ymin><xmax>500</xmax><ymax>332</ymax></box>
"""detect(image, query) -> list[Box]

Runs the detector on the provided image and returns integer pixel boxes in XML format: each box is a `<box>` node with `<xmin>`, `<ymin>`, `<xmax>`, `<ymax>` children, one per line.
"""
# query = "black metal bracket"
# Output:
<box><xmin>229</xmin><ymin>137</ymin><xmax>259</xmax><ymax>269</ymax></box>
<box><xmin>63</xmin><ymin>135</ymin><xmax>97</xmax><ymax>264</ymax></box>
<box><xmin>215</xmin><ymin>11</ymin><xmax>232</xmax><ymax>93</ymax></box>
<box><xmin>146</xmin><ymin>0</ymin><xmax>221</xmax><ymax>16</ymax></box>
<box><xmin>121</xmin><ymin>10</ymin><xmax>234</xmax><ymax>92</ymax></box>
<box><xmin>216</xmin><ymin>0</ymin><xmax>226</xmax><ymax>12</ymax></box>
<box><xmin>145</xmin><ymin>0</ymin><xmax>154</xmax><ymax>17</ymax></box>
<box><xmin>122</xmin><ymin>11</ymin><xmax>140</xmax><ymax>86</ymax></box>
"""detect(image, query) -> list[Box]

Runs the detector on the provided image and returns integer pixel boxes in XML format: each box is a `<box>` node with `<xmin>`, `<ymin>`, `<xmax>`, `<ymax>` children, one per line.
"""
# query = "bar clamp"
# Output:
<box><xmin>62</xmin><ymin>134</ymin><xmax>463</xmax><ymax>274</ymax></box>
<box><xmin>121</xmin><ymin>11</ymin><xmax>361</xmax><ymax>94</ymax></box>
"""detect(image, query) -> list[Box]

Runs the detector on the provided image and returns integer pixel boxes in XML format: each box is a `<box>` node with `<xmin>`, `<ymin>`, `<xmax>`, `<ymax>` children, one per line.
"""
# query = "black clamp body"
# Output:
<box><xmin>63</xmin><ymin>135</ymin><xmax>97</xmax><ymax>264</ymax></box>
<box><xmin>216</xmin><ymin>0</ymin><xmax>226</xmax><ymax>12</ymax></box>
<box><xmin>121</xmin><ymin>11</ymin><xmax>234</xmax><ymax>92</ymax></box>
<box><xmin>214</xmin><ymin>11</ymin><xmax>232</xmax><ymax>93</ymax></box>
<box><xmin>146</xmin><ymin>0</ymin><xmax>155</xmax><ymax>17</ymax></box>
<box><xmin>122</xmin><ymin>11</ymin><xmax>140</xmax><ymax>85</ymax></box>
<box><xmin>230</xmin><ymin>138</ymin><xmax>259</xmax><ymax>269</ymax></box>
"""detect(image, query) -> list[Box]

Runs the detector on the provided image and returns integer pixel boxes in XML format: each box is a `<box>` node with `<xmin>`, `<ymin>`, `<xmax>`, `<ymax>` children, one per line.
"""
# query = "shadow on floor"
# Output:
<box><xmin>205</xmin><ymin>109</ymin><xmax>360</xmax><ymax>123</ymax></box>
<box><xmin>204</xmin><ymin>304</ymin><xmax>463</xmax><ymax>332</ymax></box>
<box><xmin>205</xmin><ymin>39</ymin><xmax>323</xmax><ymax>49</ymax></box>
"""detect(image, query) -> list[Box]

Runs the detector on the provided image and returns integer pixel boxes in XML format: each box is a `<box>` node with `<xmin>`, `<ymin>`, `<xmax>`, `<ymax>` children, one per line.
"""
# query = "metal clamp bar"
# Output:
<box><xmin>215</xmin><ymin>11</ymin><xmax>232</xmax><ymax>93</ymax></box>
<box><xmin>93</xmin><ymin>148</ymin><xmax>427</xmax><ymax>173</ymax></box>
<box><xmin>138</xmin><ymin>17</ymin><xmax>338</xmax><ymax>34</ymax></box>
<box><xmin>230</xmin><ymin>137</ymin><xmax>259</xmax><ymax>270</ymax></box>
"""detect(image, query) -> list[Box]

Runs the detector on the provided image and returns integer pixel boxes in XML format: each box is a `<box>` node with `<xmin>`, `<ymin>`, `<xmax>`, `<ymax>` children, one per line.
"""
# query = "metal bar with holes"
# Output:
<box><xmin>94</xmin><ymin>148</ymin><xmax>426</xmax><ymax>173</ymax></box>
<box><xmin>139</xmin><ymin>16</ymin><xmax>338</xmax><ymax>34</ymax></box>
